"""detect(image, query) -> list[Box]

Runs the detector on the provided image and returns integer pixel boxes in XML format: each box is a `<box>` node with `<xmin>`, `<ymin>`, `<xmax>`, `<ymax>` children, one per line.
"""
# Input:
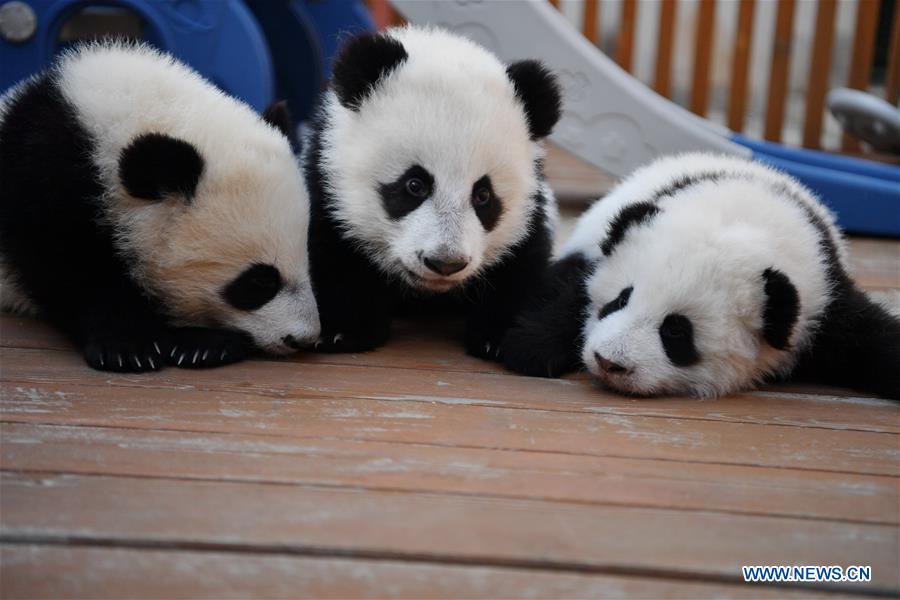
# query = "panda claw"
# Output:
<box><xmin>148</xmin><ymin>356</ymin><xmax>156</xmax><ymax>370</ymax></box>
<box><xmin>201</xmin><ymin>349</ymin><xmax>209</xmax><ymax>361</ymax></box>
<box><xmin>153</xmin><ymin>342</ymin><xmax>161</xmax><ymax>355</ymax></box>
<box><xmin>220</xmin><ymin>349</ymin><xmax>228</xmax><ymax>361</ymax></box>
<box><xmin>333</xmin><ymin>333</ymin><xmax>343</xmax><ymax>344</ymax></box>
<box><xmin>134</xmin><ymin>355</ymin><xmax>142</xmax><ymax>369</ymax></box>
<box><xmin>170</xmin><ymin>346</ymin><xmax>178</xmax><ymax>359</ymax></box>
<box><xmin>177</xmin><ymin>353</ymin><xmax>185</xmax><ymax>366</ymax></box>
<box><xmin>117</xmin><ymin>354</ymin><xmax>123</xmax><ymax>368</ymax></box>
<box><xmin>192</xmin><ymin>349</ymin><xmax>199</xmax><ymax>364</ymax></box>
<box><xmin>484</xmin><ymin>342</ymin><xmax>491</xmax><ymax>355</ymax></box>
<box><xmin>98</xmin><ymin>354</ymin><xmax>105</xmax><ymax>368</ymax></box>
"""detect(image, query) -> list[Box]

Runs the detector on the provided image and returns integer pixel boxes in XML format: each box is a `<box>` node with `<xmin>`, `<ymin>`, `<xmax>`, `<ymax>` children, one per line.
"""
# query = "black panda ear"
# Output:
<box><xmin>331</xmin><ymin>32</ymin><xmax>408</xmax><ymax>111</ymax></box>
<box><xmin>506</xmin><ymin>60</ymin><xmax>563</xmax><ymax>140</ymax></box>
<box><xmin>761</xmin><ymin>268</ymin><xmax>800</xmax><ymax>350</ymax></box>
<box><xmin>119</xmin><ymin>133</ymin><xmax>204</xmax><ymax>202</ymax></box>
<box><xmin>263</xmin><ymin>100</ymin><xmax>293</xmax><ymax>140</ymax></box>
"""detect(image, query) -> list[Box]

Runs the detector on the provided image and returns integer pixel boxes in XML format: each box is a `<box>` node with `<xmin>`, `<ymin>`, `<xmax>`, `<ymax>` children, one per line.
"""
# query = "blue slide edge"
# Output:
<box><xmin>732</xmin><ymin>135</ymin><xmax>900</xmax><ymax>237</ymax></box>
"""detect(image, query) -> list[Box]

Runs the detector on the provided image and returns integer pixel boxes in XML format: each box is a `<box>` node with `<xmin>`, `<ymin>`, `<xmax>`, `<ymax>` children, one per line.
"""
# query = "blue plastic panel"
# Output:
<box><xmin>732</xmin><ymin>135</ymin><xmax>900</xmax><ymax>237</ymax></box>
<box><xmin>1</xmin><ymin>0</ymin><xmax>274</xmax><ymax>110</ymax></box>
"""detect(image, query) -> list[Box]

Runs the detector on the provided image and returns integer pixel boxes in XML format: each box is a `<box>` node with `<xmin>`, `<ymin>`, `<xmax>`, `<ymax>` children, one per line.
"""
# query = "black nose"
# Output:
<box><xmin>594</xmin><ymin>352</ymin><xmax>628</xmax><ymax>374</ymax></box>
<box><xmin>423</xmin><ymin>256</ymin><xmax>468</xmax><ymax>276</ymax></box>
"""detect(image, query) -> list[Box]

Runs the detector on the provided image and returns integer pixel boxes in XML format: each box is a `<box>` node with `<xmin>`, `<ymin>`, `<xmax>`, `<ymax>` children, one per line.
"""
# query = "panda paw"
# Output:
<box><xmin>83</xmin><ymin>334</ymin><xmax>169</xmax><ymax>373</ymax></box>
<box><xmin>464</xmin><ymin>328</ymin><xmax>505</xmax><ymax>361</ymax></box>
<box><xmin>313</xmin><ymin>329</ymin><xmax>386</xmax><ymax>353</ymax></box>
<box><xmin>167</xmin><ymin>327</ymin><xmax>251</xmax><ymax>369</ymax></box>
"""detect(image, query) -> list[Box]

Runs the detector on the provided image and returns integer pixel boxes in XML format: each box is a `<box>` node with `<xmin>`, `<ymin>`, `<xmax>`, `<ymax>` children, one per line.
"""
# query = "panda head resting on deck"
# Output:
<box><xmin>502</xmin><ymin>153</ymin><xmax>900</xmax><ymax>399</ymax></box>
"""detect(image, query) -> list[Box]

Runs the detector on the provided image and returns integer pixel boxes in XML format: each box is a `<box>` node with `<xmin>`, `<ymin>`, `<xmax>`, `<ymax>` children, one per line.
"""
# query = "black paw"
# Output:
<box><xmin>83</xmin><ymin>334</ymin><xmax>169</xmax><ymax>373</ymax></box>
<box><xmin>464</xmin><ymin>328</ymin><xmax>505</xmax><ymax>361</ymax></box>
<box><xmin>167</xmin><ymin>327</ymin><xmax>251</xmax><ymax>369</ymax></box>
<box><xmin>499</xmin><ymin>324</ymin><xmax>579</xmax><ymax>378</ymax></box>
<box><xmin>313</xmin><ymin>329</ymin><xmax>386</xmax><ymax>353</ymax></box>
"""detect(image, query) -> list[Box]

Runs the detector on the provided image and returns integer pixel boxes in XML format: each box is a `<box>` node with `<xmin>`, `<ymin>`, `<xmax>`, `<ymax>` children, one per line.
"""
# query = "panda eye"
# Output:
<box><xmin>473</xmin><ymin>186</ymin><xmax>492</xmax><ymax>207</ymax></box>
<box><xmin>661</xmin><ymin>321</ymin><xmax>687</xmax><ymax>339</ymax></box>
<box><xmin>598</xmin><ymin>286</ymin><xmax>632</xmax><ymax>320</ymax></box>
<box><xmin>405</xmin><ymin>177</ymin><xmax>428</xmax><ymax>198</ymax></box>
<box><xmin>223</xmin><ymin>263</ymin><xmax>282</xmax><ymax>311</ymax></box>
<box><xmin>659</xmin><ymin>313</ymin><xmax>699</xmax><ymax>366</ymax></box>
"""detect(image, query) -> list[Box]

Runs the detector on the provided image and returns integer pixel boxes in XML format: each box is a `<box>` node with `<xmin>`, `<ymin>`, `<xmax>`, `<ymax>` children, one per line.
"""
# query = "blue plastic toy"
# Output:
<box><xmin>0</xmin><ymin>0</ymin><xmax>373</xmax><ymax>120</ymax></box>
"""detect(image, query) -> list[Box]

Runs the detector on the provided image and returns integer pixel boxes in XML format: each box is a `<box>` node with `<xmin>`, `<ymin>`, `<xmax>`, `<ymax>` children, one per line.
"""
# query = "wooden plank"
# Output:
<box><xmin>802</xmin><ymin>0</ymin><xmax>837</xmax><ymax>149</ymax></box>
<box><xmin>653</xmin><ymin>0</ymin><xmax>677</xmax><ymax>97</ymax></box>
<box><xmin>886</xmin><ymin>0</ymin><xmax>900</xmax><ymax>105</ymax></box>
<box><xmin>3</xmin><ymin>422</ymin><xmax>895</xmax><ymax>524</ymax></box>
<box><xmin>689</xmin><ymin>0</ymin><xmax>717</xmax><ymax>115</ymax></box>
<box><xmin>2</xmin><ymin>340</ymin><xmax>897</xmax><ymax>434</ymax></box>
<box><xmin>582</xmin><ymin>0</ymin><xmax>599</xmax><ymax>45</ymax></box>
<box><xmin>842</xmin><ymin>0</ymin><xmax>880</xmax><ymax>151</ymax></box>
<box><xmin>2</xmin><ymin>376</ymin><xmax>898</xmax><ymax>475</ymax></box>
<box><xmin>846</xmin><ymin>237</ymin><xmax>900</xmax><ymax>290</ymax></box>
<box><xmin>763</xmin><ymin>0</ymin><xmax>796</xmax><ymax>142</ymax></box>
<box><xmin>616</xmin><ymin>0</ymin><xmax>637</xmax><ymax>72</ymax></box>
<box><xmin>2</xmin><ymin>472</ymin><xmax>897</xmax><ymax>592</ymax></box>
<box><xmin>0</xmin><ymin>545</ymin><xmax>845</xmax><ymax>600</ymax></box>
<box><xmin>727</xmin><ymin>0</ymin><xmax>756</xmax><ymax>132</ymax></box>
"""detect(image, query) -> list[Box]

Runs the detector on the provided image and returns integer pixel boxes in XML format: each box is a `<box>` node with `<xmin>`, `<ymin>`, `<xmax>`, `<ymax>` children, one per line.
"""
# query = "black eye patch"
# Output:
<box><xmin>471</xmin><ymin>175</ymin><xmax>503</xmax><ymax>231</ymax></box>
<box><xmin>598</xmin><ymin>286</ymin><xmax>632</xmax><ymax>320</ymax></box>
<box><xmin>659</xmin><ymin>313</ymin><xmax>700</xmax><ymax>366</ymax></box>
<box><xmin>223</xmin><ymin>264</ymin><xmax>282</xmax><ymax>311</ymax></box>
<box><xmin>378</xmin><ymin>165</ymin><xmax>434</xmax><ymax>220</ymax></box>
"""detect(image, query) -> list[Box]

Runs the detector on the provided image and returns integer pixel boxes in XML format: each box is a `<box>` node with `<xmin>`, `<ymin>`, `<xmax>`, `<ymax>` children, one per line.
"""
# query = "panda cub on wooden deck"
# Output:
<box><xmin>502</xmin><ymin>153</ymin><xmax>900</xmax><ymax>399</ymax></box>
<box><xmin>0</xmin><ymin>43</ymin><xmax>320</xmax><ymax>372</ymax></box>
<box><xmin>304</xmin><ymin>26</ymin><xmax>562</xmax><ymax>358</ymax></box>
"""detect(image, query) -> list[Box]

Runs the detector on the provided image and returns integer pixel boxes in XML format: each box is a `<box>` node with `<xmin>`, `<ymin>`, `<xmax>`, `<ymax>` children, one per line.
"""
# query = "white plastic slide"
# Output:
<box><xmin>392</xmin><ymin>0</ymin><xmax>748</xmax><ymax>178</ymax></box>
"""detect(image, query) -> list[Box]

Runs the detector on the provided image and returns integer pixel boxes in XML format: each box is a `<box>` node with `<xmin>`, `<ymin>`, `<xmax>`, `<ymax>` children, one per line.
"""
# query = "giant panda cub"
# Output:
<box><xmin>502</xmin><ymin>153</ymin><xmax>900</xmax><ymax>399</ymax></box>
<box><xmin>304</xmin><ymin>26</ymin><xmax>562</xmax><ymax>358</ymax></box>
<box><xmin>0</xmin><ymin>42</ymin><xmax>320</xmax><ymax>372</ymax></box>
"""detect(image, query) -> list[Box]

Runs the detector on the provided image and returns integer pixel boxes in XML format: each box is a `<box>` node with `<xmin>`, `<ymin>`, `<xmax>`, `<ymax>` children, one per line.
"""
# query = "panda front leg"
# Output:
<box><xmin>499</xmin><ymin>255</ymin><xmax>593</xmax><ymax>378</ymax></box>
<box><xmin>72</xmin><ymin>282</ymin><xmax>173</xmax><ymax>373</ymax></box>
<box><xmin>313</xmin><ymin>289</ymin><xmax>392</xmax><ymax>353</ymax></box>
<box><xmin>463</xmin><ymin>226</ymin><xmax>554</xmax><ymax>362</ymax></box>
<box><xmin>74</xmin><ymin>283</ymin><xmax>251</xmax><ymax>372</ymax></box>
<box><xmin>463</xmin><ymin>271</ymin><xmax>529</xmax><ymax>361</ymax></box>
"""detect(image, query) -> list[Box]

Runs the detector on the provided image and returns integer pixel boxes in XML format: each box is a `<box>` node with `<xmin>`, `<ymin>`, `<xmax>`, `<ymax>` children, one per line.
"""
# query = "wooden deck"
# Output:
<box><xmin>1</xmin><ymin>170</ymin><xmax>899</xmax><ymax>596</ymax></box>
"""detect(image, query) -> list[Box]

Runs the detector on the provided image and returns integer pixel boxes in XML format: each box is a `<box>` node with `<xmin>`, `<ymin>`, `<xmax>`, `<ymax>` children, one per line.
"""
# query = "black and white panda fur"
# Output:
<box><xmin>0</xmin><ymin>42</ymin><xmax>320</xmax><ymax>372</ymax></box>
<box><xmin>304</xmin><ymin>26</ymin><xmax>562</xmax><ymax>358</ymax></box>
<box><xmin>502</xmin><ymin>153</ymin><xmax>900</xmax><ymax>399</ymax></box>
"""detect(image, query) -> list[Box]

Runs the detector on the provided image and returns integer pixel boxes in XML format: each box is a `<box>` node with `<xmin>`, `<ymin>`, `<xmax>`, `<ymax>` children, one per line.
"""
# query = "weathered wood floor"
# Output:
<box><xmin>1</xmin><ymin>234</ymin><xmax>898</xmax><ymax>598</ymax></box>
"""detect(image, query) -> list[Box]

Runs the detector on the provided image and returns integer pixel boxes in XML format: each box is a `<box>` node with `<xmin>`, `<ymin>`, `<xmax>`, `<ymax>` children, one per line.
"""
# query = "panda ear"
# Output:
<box><xmin>263</xmin><ymin>100</ymin><xmax>293</xmax><ymax>140</ymax></box>
<box><xmin>119</xmin><ymin>133</ymin><xmax>204</xmax><ymax>202</ymax></box>
<box><xmin>506</xmin><ymin>60</ymin><xmax>562</xmax><ymax>140</ymax></box>
<box><xmin>761</xmin><ymin>268</ymin><xmax>800</xmax><ymax>350</ymax></box>
<box><xmin>331</xmin><ymin>32</ymin><xmax>408</xmax><ymax>111</ymax></box>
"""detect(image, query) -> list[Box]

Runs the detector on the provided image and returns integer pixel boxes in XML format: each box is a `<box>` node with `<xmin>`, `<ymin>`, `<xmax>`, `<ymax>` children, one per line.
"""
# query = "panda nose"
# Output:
<box><xmin>423</xmin><ymin>255</ymin><xmax>469</xmax><ymax>276</ymax></box>
<box><xmin>594</xmin><ymin>352</ymin><xmax>628</xmax><ymax>374</ymax></box>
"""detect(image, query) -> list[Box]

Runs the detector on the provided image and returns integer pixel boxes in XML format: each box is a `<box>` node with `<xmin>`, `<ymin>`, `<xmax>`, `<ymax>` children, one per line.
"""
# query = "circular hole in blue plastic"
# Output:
<box><xmin>54</xmin><ymin>4</ymin><xmax>162</xmax><ymax>54</ymax></box>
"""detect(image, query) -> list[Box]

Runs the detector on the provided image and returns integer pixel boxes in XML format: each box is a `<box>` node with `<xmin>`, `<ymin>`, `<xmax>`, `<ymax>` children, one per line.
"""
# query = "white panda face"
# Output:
<box><xmin>579</xmin><ymin>232</ymin><xmax>798</xmax><ymax>398</ymax></box>
<box><xmin>321</xmin><ymin>26</ymin><xmax>561</xmax><ymax>292</ymax></box>
<box><xmin>327</xmin><ymin>118</ymin><xmax>535</xmax><ymax>292</ymax></box>
<box><xmin>581</xmin><ymin>280</ymin><xmax>759</xmax><ymax>399</ymax></box>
